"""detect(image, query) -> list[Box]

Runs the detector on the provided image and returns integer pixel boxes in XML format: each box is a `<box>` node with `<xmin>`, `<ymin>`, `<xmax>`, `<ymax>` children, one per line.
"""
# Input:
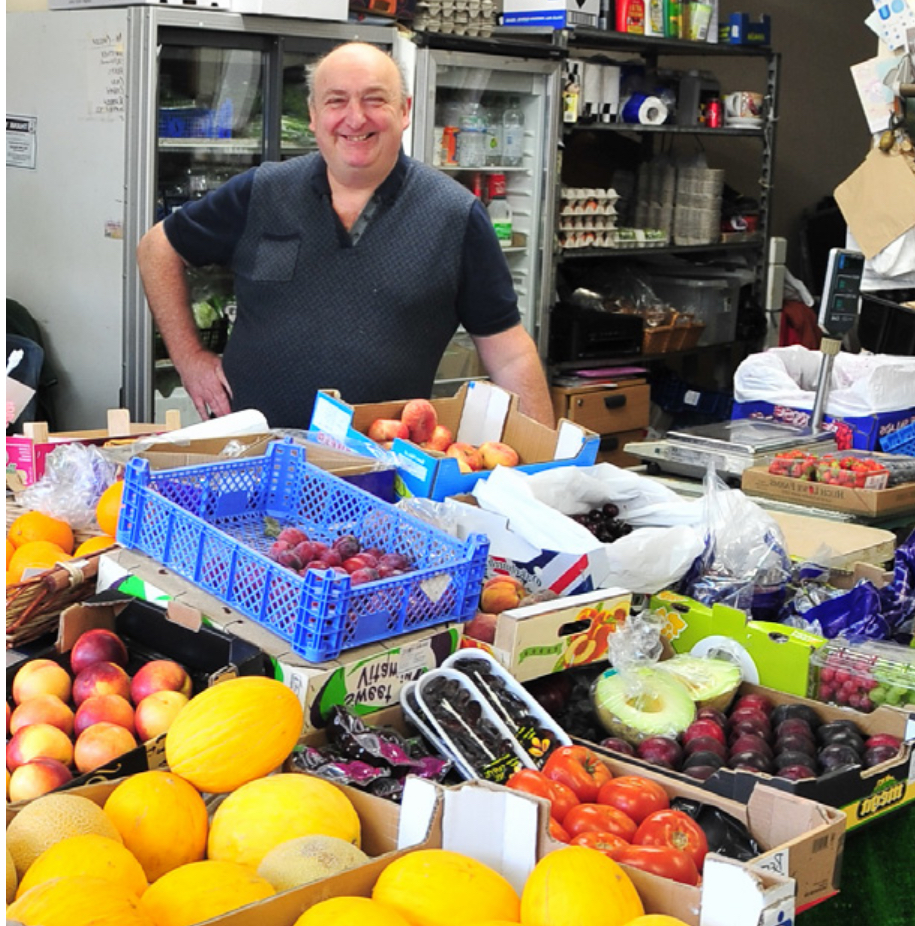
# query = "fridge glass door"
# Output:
<box><xmin>413</xmin><ymin>49</ymin><xmax>559</xmax><ymax>395</ymax></box>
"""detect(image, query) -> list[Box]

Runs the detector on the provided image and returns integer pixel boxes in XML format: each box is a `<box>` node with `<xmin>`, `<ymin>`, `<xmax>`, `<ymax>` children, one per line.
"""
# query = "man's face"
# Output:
<box><xmin>309</xmin><ymin>44</ymin><xmax>411</xmax><ymax>187</ymax></box>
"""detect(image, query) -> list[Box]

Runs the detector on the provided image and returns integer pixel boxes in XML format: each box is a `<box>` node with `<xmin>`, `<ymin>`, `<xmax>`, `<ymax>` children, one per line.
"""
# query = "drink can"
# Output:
<box><xmin>706</xmin><ymin>98</ymin><xmax>722</xmax><ymax>128</ymax></box>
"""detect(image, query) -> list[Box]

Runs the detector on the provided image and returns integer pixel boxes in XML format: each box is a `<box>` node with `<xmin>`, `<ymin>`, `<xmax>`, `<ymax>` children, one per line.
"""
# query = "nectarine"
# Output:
<box><xmin>463</xmin><ymin>612</ymin><xmax>499</xmax><ymax>644</ymax></box>
<box><xmin>445</xmin><ymin>442</ymin><xmax>483</xmax><ymax>474</ymax></box>
<box><xmin>73</xmin><ymin>721</ymin><xmax>137</xmax><ymax>775</ymax></box>
<box><xmin>367</xmin><ymin>418</ymin><xmax>409</xmax><ymax>443</ymax></box>
<box><xmin>72</xmin><ymin>661</ymin><xmax>131</xmax><ymax>707</ymax></box>
<box><xmin>74</xmin><ymin>694</ymin><xmax>136</xmax><ymax>738</ymax></box>
<box><xmin>478</xmin><ymin>440</ymin><xmax>520</xmax><ymax>470</ymax></box>
<box><xmin>401</xmin><ymin>399</ymin><xmax>437</xmax><ymax>444</ymax></box>
<box><xmin>130</xmin><ymin>660</ymin><xmax>192</xmax><ymax>706</ymax></box>
<box><xmin>69</xmin><ymin>627</ymin><xmax>129</xmax><ymax>675</ymax></box>
<box><xmin>12</xmin><ymin>659</ymin><xmax>72</xmax><ymax>705</ymax></box>
<box><xmin>6</xmin><ymin>723</ymin><xmax>74</xmax><ymax>772</ymax></box>
<box><xmin>421</xmin><ymin>425</ymin><xmax>454</xmax><ymax>453</ymax></box>
<box><xmin>9</xmin><ymin>694</ymin><xmax>75</xmax><ymax>738</ymax></box>
<box><xmin>134</xmin><ymin>690</ymin><xmax>189</xmax><ymax>741</ymax></box>
<box><xmin>8</xmin><ymin>758</ymin><xmax>73</xmax><ymax>802</ymax></box>
<box><xmin>479</xmin><ymin>575</ymin><xmax>526</xmax><ymax>614</ymax></box>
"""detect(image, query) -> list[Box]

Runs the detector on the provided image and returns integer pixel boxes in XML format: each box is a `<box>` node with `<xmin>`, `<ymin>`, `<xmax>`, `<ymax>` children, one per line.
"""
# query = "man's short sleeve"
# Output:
<box><xmin>162</xmin><ymin>168</ymin><xmax>256</xmax><ymax>267</ymax></box>
<box><xmin>456</xmin><ymin>199</ymin><xmax>522</xmax><ymax>337</ymax></box>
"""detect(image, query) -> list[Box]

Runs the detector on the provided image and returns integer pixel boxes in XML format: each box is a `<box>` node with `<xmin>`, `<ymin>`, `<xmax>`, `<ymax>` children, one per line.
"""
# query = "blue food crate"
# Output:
<box><xmin>116</xmin><ymin>440</ymin><xmax>488</xmax><ymax>662</ymax></box>
<box><xmin>158</xmin><ymin>100</ymin><xmax>233</xmax><ymax>139</ymax></box>
<box><xmin>880</xmin><ymin>420</ymin><xmax>915</xmax><ymax>457</ymax></box>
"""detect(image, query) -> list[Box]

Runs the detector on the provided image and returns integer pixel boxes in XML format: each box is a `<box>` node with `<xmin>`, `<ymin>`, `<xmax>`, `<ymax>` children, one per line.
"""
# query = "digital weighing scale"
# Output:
<box><xmin>625</xmin><ymin>248</ymin><xmax>866</xmax><ymax>483</ymax></box>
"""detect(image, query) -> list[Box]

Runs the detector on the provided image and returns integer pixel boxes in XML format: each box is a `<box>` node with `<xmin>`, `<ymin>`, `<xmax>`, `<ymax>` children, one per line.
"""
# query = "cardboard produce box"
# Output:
<box><xmin>96</xmin><ymin>548</ymin><xmax>461</xmax><ymax>733</ymax></box>
<box><xmin>463</xmin><ymin>587</ymin><xmax>632</xmax><ymax>682</ymax></box>
<box><xmin>308</xmin><ymin>381</ymin><xmax>599</xmax><ymax>501</ymax></box>
<box><xmin>741</xmin><ymin>464</ymin><xmax>915</xmax><ymax>518</ymax></box>
<box><xmin>6</xmin><ymin>593</ymin><xmax>270</xmax><ymax>791</ymax></box>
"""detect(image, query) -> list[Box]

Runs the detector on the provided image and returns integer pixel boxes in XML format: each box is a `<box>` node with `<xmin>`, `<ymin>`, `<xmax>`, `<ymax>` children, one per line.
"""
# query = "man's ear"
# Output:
<box><xmin>402</xmin><ymin>95</ymin><xmax>413</xmax><ymax>129</ymax></box>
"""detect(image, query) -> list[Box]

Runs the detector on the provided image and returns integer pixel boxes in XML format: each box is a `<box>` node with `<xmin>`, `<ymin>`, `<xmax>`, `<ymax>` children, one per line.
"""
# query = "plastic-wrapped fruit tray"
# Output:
<box><xmin>809</xmin><ymin>638</ymin><xmax>915</xmax><ymax>712</ymax></box>
<box><xmin>117</xmin><ymin>439</ymin><xmax>488</xmax><ymax>662</ymax></box>
<box><xmin>412</xmin><ymin>668</ymin><xmax>529</xmax><ymax>784</ymax></box>
<box><xmin>443</xmin><ymin>650</ymin><xmax>571</xmax><ymax>770</ymax></box>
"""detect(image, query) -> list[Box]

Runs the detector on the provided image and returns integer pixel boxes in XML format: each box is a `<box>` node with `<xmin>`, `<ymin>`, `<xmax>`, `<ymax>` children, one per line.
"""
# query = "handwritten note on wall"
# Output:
<box><xmin>87</xmin><ymin>32</ymin><xmax>125</xmax><ymax>118</ymax></box>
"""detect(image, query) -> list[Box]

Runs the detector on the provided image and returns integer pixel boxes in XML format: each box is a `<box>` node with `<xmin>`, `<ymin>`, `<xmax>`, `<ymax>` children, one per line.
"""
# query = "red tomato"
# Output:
<box><xmin>563</xmin><ymin>802</ymin><xmax>638</xmax><ymax>842</ymax></box>
<box><xmin>570</xmin><ymin>830</ymin><xmax>629</xmax><ymax>860</ymax></box>
<box><xmin>616</xmin><ymin>844</ymin><xmax>700</xmax><ymax>885</ymax></box>
<box><xmin>549</xmin><ymin>817</ymin><xmax>570</xmax><ymax>843</ymax></box>
<box><xmin>505</xmin><ymin>768</ymin><xmax>579</xmax><ymax>824</ymax></box>
<box><xmin>597</xmin><ymin>775</ymin><xmax>670</xmax><ymax>825</ymax></box>
<box><xmin>634</xmin><ymin>809</ymin><xmax>709</xmax><ymax>871</ymax></box>
<box><xmin>542</xmin><ymin>745</ymin><xmax>613</xmax><ymax>803</ymax></box>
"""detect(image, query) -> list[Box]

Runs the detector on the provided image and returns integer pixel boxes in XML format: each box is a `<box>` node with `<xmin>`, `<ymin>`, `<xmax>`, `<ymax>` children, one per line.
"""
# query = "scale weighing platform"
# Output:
<box><xmin>625</xmin><ymin>418</ymin><xmax>836</xmax><ymax>483</ymax></box>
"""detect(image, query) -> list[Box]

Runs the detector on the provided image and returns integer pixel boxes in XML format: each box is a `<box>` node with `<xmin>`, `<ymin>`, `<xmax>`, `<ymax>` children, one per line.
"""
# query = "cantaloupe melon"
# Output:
<box><xmin>6</xmin><ymin>848</ymin><xmax>18</xmax><ymax>904</ymax></box>
<box><xmin>257</xmin><ymin>835</ymin><xmax>370</xmax><ymax>891</ymax></box>
<box><xmin>207</xmin><ymin>773</ymin><xmax>361</xmax><ymax>870</ymax></box>
<box><xmin>371</xmin><ymin>849</ymin><xmax>520</xmax><ymax>926</ymax></box>
<box><xmin>103</xmin><ymin>770</ymin><xmax>208</xmax><ymax>882</ymax></box>
<box><xmin>6</xmin><ymin>792</ymin><xmax>123</xmax><ymax>878</ymax></box>
<box><xmin>16</xmin><ymin>833</ymin><xmax>148</xmax><ymax>899</ymax></box>
<box><xmin>294</xmin><ymin>896</ymin><xmax>413</xmax><ymax>926</ymax></box>
<box><xmin>138</xmin><ymin>859</ymin><xmax>275</xmax><ymax>926</ymax></box>
<box><xmin>6</xmin><ymin>875</ymin><xmax>155</xmax><ymax>926</ymax></box>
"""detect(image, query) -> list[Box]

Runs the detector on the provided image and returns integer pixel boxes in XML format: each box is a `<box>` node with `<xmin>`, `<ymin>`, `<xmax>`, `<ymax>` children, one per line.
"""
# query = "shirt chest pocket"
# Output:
<box><xmin>251</xmin><ymin>233</ymin><xmax>301</xmax><ymax>282</ymax></box>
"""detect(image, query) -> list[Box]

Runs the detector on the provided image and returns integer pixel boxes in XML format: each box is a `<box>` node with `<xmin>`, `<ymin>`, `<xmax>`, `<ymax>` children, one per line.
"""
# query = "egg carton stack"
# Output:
<box><xmin>673</xmin><ymin>167</ymin><xmax>725</xmax><ymax>246</ymax></box>
<box><xmin>557</xmin><ymin>187</ymin><xmax>619</xmax><ymax>250</ymax></box>
<box><xmin>412</xmin><ymin>0</ymin><xmax>498</xmax><ymax>35</ymax></box>
<box><xmin>633</xmin><ymin>158</ymin><xmax>676</xmax><ymax>243</ymax></box>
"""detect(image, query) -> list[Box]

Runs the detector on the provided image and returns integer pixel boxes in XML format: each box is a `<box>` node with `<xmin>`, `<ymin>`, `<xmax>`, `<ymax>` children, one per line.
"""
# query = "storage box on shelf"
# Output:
<box><xmin>115</xmin><ymin>440</ymin><xmax>487</xmax><ymax>663</ymax></box>
<box><xmin>880</xmin><ymin>419</ymin><xmax>915</xmax><ymax>457</ymax></box>
<box><xmin>97</xmin><ymin>546</ymin><xmax>463</xmax><ymax>735</ymax></box>
<box><xmin>550</xmin><ymin>379</ymin><xmax>649</xmax><ymax>467</ymax></box>
<box><xmin>308</xmin><ymin>381</ymin><xmax>599</xmax><ymax>501</ymax></box>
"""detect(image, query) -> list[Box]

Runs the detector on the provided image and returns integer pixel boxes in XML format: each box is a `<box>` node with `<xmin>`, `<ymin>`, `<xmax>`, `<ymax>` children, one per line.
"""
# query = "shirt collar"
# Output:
<box><xmin>310</xmin><ymin>149</ymin><xmax>410</xmax><ymax>202</ymax></box>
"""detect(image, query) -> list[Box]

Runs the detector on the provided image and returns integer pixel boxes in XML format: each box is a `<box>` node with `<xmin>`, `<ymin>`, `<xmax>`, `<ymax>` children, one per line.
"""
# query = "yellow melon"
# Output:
<box><xmin>208</xmin><ymin>773</ymin><xmax>361</xmax><ymax>870</ymax></box>
<box><xmin>295</xmin><ymin>896</ymin><xmax>413</xmax><ymax>926</ymax></box>
<box><xmin>16</xmin><ymin>833</ymin><xmax>148</xmax><ymax>899</ymax></box>
<box><xmin>520</xmin><ymin>846</ymin><xmax>644</xmax><ymax>926</ymax></box>
<box><xmin>7</xmin><ymin>875</ymin><xmax>155</xmax><ymax>926</ymax></box>
<box><xmin>6</xmin><ymin>848</ymin><xmax>18</xmax><ymax>904</ymax></box>
<box><xmin>103</xmin><ymin>770</ymin><xmax>208</xmax><ymax>882</ymax></box>
<box><xmin>6</xmin><ymin>792</ymin><xmax>123</xmax><ymax>878</ymax></box>
<box><xmin>257</xmin><ymin>834</ymin><xmax>370</xmax><ymax>891</ymax></box>
<box><xmin>623</xmin><ymin>918</ymin><xmax>691</xmax><ymax>926</ymax></box>
<box><xmin>371</xmin><ymin>849</ymin><xmax>521</xmax><ymax>926</ymax></box>
<box><xmin>165</xmin><ymin>676</ymin><xmax>303</xmax><ymax>793</ymax></box>
<box><xmin>138</xmin><ymin>859</ymin><xmax>275</xmax><ymax>926</ymax></box>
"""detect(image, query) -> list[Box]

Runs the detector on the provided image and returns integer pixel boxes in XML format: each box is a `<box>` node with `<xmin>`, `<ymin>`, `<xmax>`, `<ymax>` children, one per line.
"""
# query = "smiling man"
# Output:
<box><xmin>136</xmin><ymin>42</ymin><xmax>553</xmax><ymax>429</ymax></box>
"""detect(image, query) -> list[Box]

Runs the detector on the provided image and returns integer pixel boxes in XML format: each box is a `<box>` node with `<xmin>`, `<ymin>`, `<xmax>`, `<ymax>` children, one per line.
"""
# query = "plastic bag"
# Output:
<box><xmin>681</xmin><ymin>465</ymin><xmax>791</xmax><ymax>620</ymax></box>
<box><xmin>16</xmin><ymin>443</ymin><xmax>117</xmax><ymax>530</ymax></box>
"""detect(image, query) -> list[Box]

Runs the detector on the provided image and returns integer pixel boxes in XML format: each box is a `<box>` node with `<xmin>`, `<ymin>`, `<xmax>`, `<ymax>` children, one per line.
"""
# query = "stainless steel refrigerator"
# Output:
<box><xmin>403</xmin><ymin>35</ymin><xmax>563</xmax><ymax>393</ymax></box>
<box><xmin>7</xmin><ymin>8</ymin><xmax>396</xmax><ymax>429</ymax></box>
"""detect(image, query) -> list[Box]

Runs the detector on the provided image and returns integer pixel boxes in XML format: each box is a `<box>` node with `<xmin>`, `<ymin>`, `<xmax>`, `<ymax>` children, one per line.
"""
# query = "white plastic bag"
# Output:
<box><xmin>733</xmin><ymin>345</ymin><xmax>915</xmax><ymax>415</ymax></box>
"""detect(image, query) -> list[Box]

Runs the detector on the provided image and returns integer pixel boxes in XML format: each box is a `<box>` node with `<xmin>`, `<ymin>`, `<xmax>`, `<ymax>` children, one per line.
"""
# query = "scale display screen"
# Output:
<box><xmin>818</xmin><ymin>249</ymin><xmax>865</xmax><ymax>337</ymax></box>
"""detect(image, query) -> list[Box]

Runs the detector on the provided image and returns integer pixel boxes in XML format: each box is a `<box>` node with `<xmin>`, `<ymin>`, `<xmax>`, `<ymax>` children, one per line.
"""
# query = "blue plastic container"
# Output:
<box><xmin>880</xmin><ymin>420</ymin><xmax>915</xmax><ymax>457</ymax></box>
<box><xmin>116</xmin><ymin>440</ymin><xmax>488</xmax><ymax>662</ymax></box>
<box><xmin>158</xmin><ymin>100</ymin><xmax>233</xmax><ymax>139</ymax></box>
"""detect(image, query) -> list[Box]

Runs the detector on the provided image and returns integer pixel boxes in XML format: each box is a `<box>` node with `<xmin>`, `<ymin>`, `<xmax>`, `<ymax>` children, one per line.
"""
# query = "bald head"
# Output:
<box><xmin>308</xmin><ymin>42</ymin><xmax>409</xmax><ymax>111</ymax></box>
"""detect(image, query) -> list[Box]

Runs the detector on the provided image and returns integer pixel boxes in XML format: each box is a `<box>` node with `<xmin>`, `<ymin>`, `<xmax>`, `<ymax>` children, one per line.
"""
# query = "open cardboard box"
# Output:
<box><xmin>6</xmin><ymin>593</ymin><xmax>270</xmax><ymax>791</ymax></box>
<box><xmin>742</xmin><ymin>465</ymin><xmax>915</xmax><ymax>518</ymax></box>
<box><xmin>96</xmin><ymin>548</ymin><xmax>462</xmax><ymax>734</ymax></box>
<box><xmin>6</xmin><ymin>774</ymin><xmax>442</xmax><ymax>926</ymax></box>
<box><xmin>462</xmin><ymin>587</ymin><xmax>632</xmax><ymax>682</ymax></box>
<box><xmin>6</xmin><ymin>408</ymin><xmax>181</xmax><ymax>491</ymax></box>
<box><xmin>307</xmin><ymin>381</ymin><xmax>599</xmax><ymax>500</ymax></box>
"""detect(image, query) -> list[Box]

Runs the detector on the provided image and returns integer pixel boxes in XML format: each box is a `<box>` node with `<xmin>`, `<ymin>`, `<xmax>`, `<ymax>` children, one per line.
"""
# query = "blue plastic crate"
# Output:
<box><xmin>158</xmin><ymin>100</ymin><xmax>233</xmax><ymax>139</ymax></box>
<box><xmin>116</xmin><ymin>440</ymin><xmax>488</xmax><ymax>662</ymax></box>
<box><xmin>880</xmin><ymin>420</ymin><xmax>915</xmax><ymax>457</ymax></box>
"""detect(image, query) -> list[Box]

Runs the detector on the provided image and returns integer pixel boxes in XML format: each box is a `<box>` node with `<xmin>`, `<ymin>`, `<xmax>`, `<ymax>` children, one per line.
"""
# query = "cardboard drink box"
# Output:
<box><xmin>741</xmin><ymin>464</ymin><xmax>915</xmax><ymax>518</ymax></box>
<box><xmin>308</xmin><ymin>381</ymin><xmax>599</xmax><ymax>501</ymax></box>
<box><xmin>6</xmin><ymin>593</ymin><xmax>270</xmax><ymax>790</ymax></box>
<box><xmin>462</xmin><ymin>587</ymin><xmax>632</xmax><ymax>682</ymax></box>
<box><xmin>97</xmin><ymin>548</ymin><xmax>461</xmax><ymax>733</ymax></box>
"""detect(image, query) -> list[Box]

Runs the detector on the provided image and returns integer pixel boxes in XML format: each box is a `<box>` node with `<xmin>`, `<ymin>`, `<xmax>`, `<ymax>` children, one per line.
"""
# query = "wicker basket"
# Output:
<box><xmin>642</xmin><ymin>323</ymin><xmax>676</xmax><ymax>354</ymax></box>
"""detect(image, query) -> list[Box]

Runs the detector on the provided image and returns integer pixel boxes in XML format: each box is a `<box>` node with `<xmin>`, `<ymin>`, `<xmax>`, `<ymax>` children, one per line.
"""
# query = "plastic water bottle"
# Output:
<box><xmin>484</xmin><ymin>104</ymin><xmax>504</xmax><ymax>166</ymax></box>
<box><xmin>502</xmin><ymin>97</ymin><xmax>524</xmax><ymax>167</ymax></box>
<box><xmin>457</xmin><ymin>103</ymin><xmax>485</xmax><ymax>168</ymax></box>
<box><xmin>486</xmin><ymin>173</ymin><xmax>512</xmax><ymax>249</ymax></box>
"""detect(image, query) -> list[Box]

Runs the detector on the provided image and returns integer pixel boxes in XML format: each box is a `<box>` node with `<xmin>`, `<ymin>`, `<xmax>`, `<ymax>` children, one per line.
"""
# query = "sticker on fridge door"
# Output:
<box><xmin>7</xmin><ymin>115</ymin><xmax>37</xmax><ymax>170</ymax></box>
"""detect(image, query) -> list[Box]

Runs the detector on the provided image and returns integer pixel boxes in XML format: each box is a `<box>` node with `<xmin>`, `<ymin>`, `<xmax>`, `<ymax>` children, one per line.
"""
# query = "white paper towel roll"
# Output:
<box><xmin>636</xmin><ymin>95</ymin><xmax>668</xmax><ymax>125</ymax></box>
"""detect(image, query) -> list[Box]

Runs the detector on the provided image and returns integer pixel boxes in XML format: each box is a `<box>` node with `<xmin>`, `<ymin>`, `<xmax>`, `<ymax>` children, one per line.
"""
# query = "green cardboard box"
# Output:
<box><xmin>651</xmin><ymin>590</ymin><xmax>826</xmax><ymax>697</ymax></box>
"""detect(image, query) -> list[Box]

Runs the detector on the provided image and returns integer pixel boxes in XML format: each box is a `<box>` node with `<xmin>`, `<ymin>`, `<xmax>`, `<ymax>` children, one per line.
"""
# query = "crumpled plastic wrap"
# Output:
<box><xmin>15</xmin><ymin>443</ymin><xmax>117</xmax><ymax>530</ymax></box>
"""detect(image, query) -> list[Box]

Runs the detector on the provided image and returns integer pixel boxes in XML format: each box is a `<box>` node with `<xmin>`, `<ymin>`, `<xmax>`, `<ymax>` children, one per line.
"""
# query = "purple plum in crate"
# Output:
<box><xmin>600</xmin><ymin>737</ymin><xmax>636</xmax><ymax>757</ymax></box>
<box><xmin>636</xmin><ymin>735</ymin><xmax>683</xmax><ymax>769</ymax></box>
